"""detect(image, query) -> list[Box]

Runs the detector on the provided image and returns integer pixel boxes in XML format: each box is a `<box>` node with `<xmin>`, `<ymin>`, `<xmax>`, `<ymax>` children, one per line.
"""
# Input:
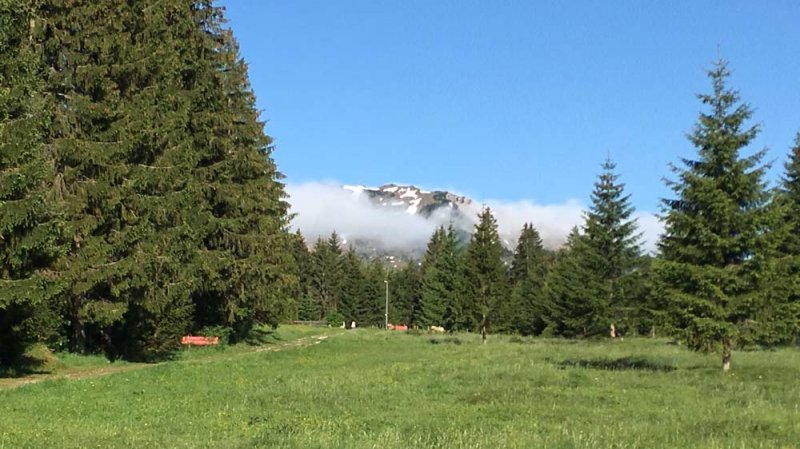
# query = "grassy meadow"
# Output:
<box><xmin>1</xmin><ymin>327</ymin><xmax>798</xmax><ymax>449</ymax></box>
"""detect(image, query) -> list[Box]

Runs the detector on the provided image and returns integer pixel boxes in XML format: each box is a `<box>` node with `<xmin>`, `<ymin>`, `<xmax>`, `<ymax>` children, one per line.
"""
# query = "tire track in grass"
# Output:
<box><xmin>0</xmin><ymin>333</ymin><xmax>335</xmax><ymax>390</ymax></box>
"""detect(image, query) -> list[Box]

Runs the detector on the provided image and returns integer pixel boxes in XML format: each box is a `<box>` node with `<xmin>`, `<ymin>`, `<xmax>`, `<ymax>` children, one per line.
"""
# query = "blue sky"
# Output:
<box><xmin>220</xmin><ymin>0</ymin><xmax>800</xmax><ymax>216</ymax></box>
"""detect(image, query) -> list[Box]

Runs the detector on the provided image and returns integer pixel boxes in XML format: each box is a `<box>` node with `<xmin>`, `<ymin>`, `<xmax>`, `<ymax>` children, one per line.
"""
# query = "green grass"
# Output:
<box><xmin>0</xmin><ymin>325</ymin><xmax>330</xmax><ymax>389</ymax></box>
<box><xmin>1</xmin><ymin>329</ymin><xmax>798</xmax><ymax>449</ymax></box>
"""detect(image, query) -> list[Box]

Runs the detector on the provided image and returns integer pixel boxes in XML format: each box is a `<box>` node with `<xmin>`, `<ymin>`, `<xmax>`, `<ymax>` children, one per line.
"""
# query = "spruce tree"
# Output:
<box><xmin>657</xmin><ymin>60</ymin><xmax>772</xmax><ymax>371</ymax></box>
<box><xmin>544</xmin><ymin>227</ymin><xmax>606</xmax><ymax>337</ymax></box>
<box><xmin>361</xmin><ymin>259</ymin><xmax>387</xmax><ymax>327</ymax></box>
<box><xmin>186</xmin><ymin>1</ymin><xmax>294</xmax><ymax>340</ymax></box>
<box><xmin>779</xmin><ymin>133</ymin><xmax>800</xmax><ymax>255</ymax></box>
<box><xmin>389</xmin><ymin>262</ymin><xmax>421</xmax><ymax>327</ymax></box>
<box><xmin>583</xmin><ymin>158</ymin><xmax>642</xmax><ymax>337</ymax></box>
<box><xmin>509</xmin><ymin>224</ymin><xmax>549</xmax><ymax>335</ymax></box>
<box><xmin>309</xmin><ymin>233</ymin><xmax>344</xmax><ymax>320</ymax></box>
<box><xmin>509</xmin><ymin>223</ymin><xmax>545</xmax><ymax>284</ymax></box>
<box><xmin>288</xmin><ymin>231</ymin><xmax>312</xmax><ymax>321</ymax></box>
<box><xmin>420</xmin><ymin>226</ymin><xmax>461</xmax><ymax>330</ymax></box>
<box><xmin>461</xmin><ymin>208</ymin><xmax>510</xmax><ymax>340</ymax></box>
<box><xmin>0</xmin><ymin>0</ymin><xmax>66</xmax><ymax>364</ymax></box>
<box><xmin>765</xmin><ymin>133</ymin><xmax>800</xmax><ymax>344</ymax></box>
<box><xmin>25</xmin><ymin>0</ymin><xmax>295</xmax><ymax>357</ymax></box>
<box><xmin>419</xmin><ymin>227</ymin><xmax>446</xmax><ymax>327</ymax></box>
<box><xmin>339</xmin><ymin>248</ymin><xmax>365</xmax><ymax>325</ymax></box>
<box><xmin>35</xmin><ymin>0</ymin><xmax>201</xmax><ymax>358</ymax></box>
<box><xmin>622</xmin><ymin>255</ymin><xmax>663</xmax><ymax>336</ymax></box>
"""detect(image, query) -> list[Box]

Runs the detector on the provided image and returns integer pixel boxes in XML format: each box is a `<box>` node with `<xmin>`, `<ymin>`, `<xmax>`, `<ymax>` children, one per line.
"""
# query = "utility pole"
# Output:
<box><xmin>384</xmin><ymin>279</ymin><xmax>389</xmax><ymax>330</ymax></box>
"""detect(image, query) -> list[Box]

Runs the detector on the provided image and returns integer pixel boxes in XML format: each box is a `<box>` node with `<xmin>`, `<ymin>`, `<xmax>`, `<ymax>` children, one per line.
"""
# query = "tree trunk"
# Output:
<box><xmin>722</xmin><ymin>338</ymin><xmax>732</xmax><ymax>372</ymax></box>
<box><xmin>480</xmin><ymin>314</ymin><xmax>488</xmax><ymax>344</ymax></box>
<box><xmin>70</xmin><ymin>297</ymin><xmax>86</xmax><ymax>353</ymax></box>
<box><xmin>609</xmin><ymin>323</ymin><xmax>617</xmax><ymax>338</ymax></box>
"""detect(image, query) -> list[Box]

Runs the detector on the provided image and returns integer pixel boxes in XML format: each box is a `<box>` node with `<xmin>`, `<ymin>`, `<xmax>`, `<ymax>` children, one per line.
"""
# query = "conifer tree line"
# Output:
<box><xmin>1</xmin><ymin>2</ymin><xmax>798</xmax><ymax>372</ymax></box>
<box><xmin>291</xmin><ymin>61</ymin><xmax>800</xmax><ymax>370</ymax></box>
<box><xmin>1</xmin><ymin>0</ymin><xmax>297</xmax><ymax>363</ymax></box>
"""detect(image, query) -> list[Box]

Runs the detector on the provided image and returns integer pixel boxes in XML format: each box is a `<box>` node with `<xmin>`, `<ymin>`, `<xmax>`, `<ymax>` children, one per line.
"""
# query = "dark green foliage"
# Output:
<box><xmin>0</xmin><ymin>0</ymin><xmax>295</xmax><ymax>362</ymax></box>
<box><xmin>420</xmin><ymin>227</ymin><xmax>446</xmax><ymax>327</ymax></box>
<box><xmin>388</xmin><ymin>262</ymin><xmax>421</xmax><ymax>326</ymax></box>
<box><xmin>582</xmin><ymin>158</ymin><xmax>643</xmax><ymax>336</ymax></box>
<box><xmin>617</xmin><ymin>255</ymin><xmax>663</xmax><ymax>336</ymax></box>
<box><xmin>308</xmin><ymin>233</ymin><xmax>344</xmax><ymax>320</ymax></box>
<box><xmin>32</xmin><ymin>0</ymin><xmax>209</xmax><ymax>359</ymax></box>
<box><xmin>288</xmin><ymin>231</ymin><xmax>312</xmax><ymax>320</ymax></box>
<box><xmin>778</xmin><ymin>133</ymin><xmax>800</xmax><ymax>255</ymax></box>
<box><xmin>509</xmin><ymin>224</ymin><xmax>550</xmax><ymax>335</ymax></box>
<box><xmin>461</xmin><ymin>208</ymin><xmax>511</xmax><ymax>334</ymax></box>
<box><xmin>360</xmin><ymin>260</ymin><xmax>387</xmax><ymax>327</ymax></box>
<box><xmin>296</xmin><ymin>293</ymin><xmax>321</xmax><ymax>322</ymax></box>
<box><xmin>0</xmin><ymin>0</ymin><xmax>66</xmax><ymax>364</ymax></box>
<box><xmin>292</xmin><ymin>231</ymin><xmax>322</xmax><ymax>321</ymax></box>
<box><xmin>765</xmin><ymin>133</ymin><xmax>800</xmax><ymax>344</ymax></box>
<box><xmin>420</xmin><ymin>226</ymin><xmax>462</xmax><ymax>330</ymax></box>
<box><xmin>299</xmin><ymin>236</ymin><xmax>389</xmax><ymax>328</ymax></box>
<box><xmin>544</xmin><ymin>228</ymin><xmax>607</xmax><ymax>337</ymax></box>
<box><xmin>657</xmin><ymin>60</ymin><xmax>773</xmax><ymax>367</ymax></box>
<box><xmin>509</xmin><ymin>223</ymin><xmax>546</xmax><ymax>285</ymax></box>
<box><xmin>536</xmin><ymin>158</ymin><xmax>643</xmax><ymax>339</ymax></box>
<box><xmin>339</xmin><ymin>248</ymin><xmax>365</xmax><ymax>324</ymax></box>
<box><xmin>185</xmin><ymin>1</ymin><xmax>294</xmax><ymax>342</ymax></box>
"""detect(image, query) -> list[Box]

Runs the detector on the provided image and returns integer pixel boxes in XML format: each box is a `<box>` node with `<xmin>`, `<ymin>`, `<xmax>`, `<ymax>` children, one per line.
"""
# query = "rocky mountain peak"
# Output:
<box><xmin>343</xmin><ymin>183</ymin><xmax>475</xmax><ymax>218</ymax></box>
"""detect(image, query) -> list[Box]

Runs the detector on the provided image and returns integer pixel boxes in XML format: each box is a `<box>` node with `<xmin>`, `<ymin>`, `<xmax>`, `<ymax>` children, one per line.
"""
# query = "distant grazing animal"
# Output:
<box><xmin>430</xmin><ymin>325</ymin><xmax>445</xmax><ymax>333</ymax></box>
<box><xmin>351</xmin><ymin>321</ymin><xmax>357</xmax><ymax>329</ymax></box>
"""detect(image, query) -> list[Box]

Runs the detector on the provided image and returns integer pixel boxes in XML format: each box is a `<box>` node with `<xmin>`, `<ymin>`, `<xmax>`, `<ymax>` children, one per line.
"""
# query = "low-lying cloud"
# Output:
<box><xmin>286</xmin><ymin>182</ymin><xmax>662</xmax><ymax>253</ymax></box>
<box><xmin>286</xmin><ymin>182</ymin><xmax>438</xmax><ymax>251</ymax></box>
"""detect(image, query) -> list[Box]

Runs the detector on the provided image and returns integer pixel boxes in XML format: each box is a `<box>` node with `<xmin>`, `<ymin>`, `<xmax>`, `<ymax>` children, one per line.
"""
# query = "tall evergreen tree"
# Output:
<box><xmin>509</xmin><ymin>223</ymin><xmax>545</xmax><ymax>285</ymax></box>
<box><xmin>0</xmin><ymin>0</ymin><xmax>66</xmax><ymax>364</ymax></box>
<box><xmin>20</xmin><ymin>0</ymin><xmax>296</xmax><ymax>358</ymax></box>
<box><xmin>35</xmin><ymin>0</ymin><xmax>202</xmax><ymax>358</ymax></box>
<box><xmin>657</xmin><ymin>60</ymin><xmax>772</xmax><ymax>371</ymax></box>
<box><xmin>778</xmin><ymin>133</ymin><xmax>800</xmax><ymax>255</ymax></box>
<box><xmin>389</xmin><ymin>262</ymin><xmax>422</xmax><ymax>326</ymax></box>
<box><xmin>509</xmin><ymin>224</ymin><xmax>549</xmax><ymax>335</ymax></box>
<box><xmin>288</xmin><ymin>231</ymin><xmax>312</xmax><ymax>321</ymax></box>
<box><xmin>419</xmin><ymin>227</ymin><xmax>446</xmax><ymax>327</ymax></box>
<box><xmin>461</xmin><ymin>208</ymin><xmax>510</xmax><ymax>340</ymax></box>
<box><xmin>361</xmin><ymin>259</ymin><xmax>387</xmax><ymax>327</ymax></box>
<box><xmin>765</xmin><ymin>133</ymin><xmax>800</xmax><ymax>344</ymax></box>
<box><xmin>583</xmin><ymin>158</ymin><xmax>642</xmax><ymax>337</ymax></box>
<box><xmin>544</xmin><ymin>227</ymin><xmax>607</xmax><ymax>337</ymax></box>
<box><xmin>339</xmin><ymin>248</ymin><xmax>365</xmax><ymax>325</ymax></box>
<box><xmin>419</xmin><ymin>226</ymin><xmax>461</xmax><ymax>330</ymax></box>
<box><xmin>621</xmin><ymin>255</ymin><xmax>664</xmax><ymax>336</ymax></box>
<box><xmin>308</xmin><ymin>233</ymin><xmax>344</xmax><ymax>320</ymax></box>
<box><xmin>186</xmin><ymin>1</ymin><xmax>294</xmax><ymax>340</ymax></box>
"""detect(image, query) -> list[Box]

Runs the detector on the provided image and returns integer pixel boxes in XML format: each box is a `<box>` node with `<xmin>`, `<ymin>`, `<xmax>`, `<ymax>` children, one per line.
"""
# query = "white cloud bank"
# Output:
<box><xmin>286</xmin><ymin>182</ymin><xmax>438</xmax><ymax>252</ymax></box>
<box><xmin>286</xmin><ymin>182</ymin><xmax>663</xmax><ymax>253</ymax></box>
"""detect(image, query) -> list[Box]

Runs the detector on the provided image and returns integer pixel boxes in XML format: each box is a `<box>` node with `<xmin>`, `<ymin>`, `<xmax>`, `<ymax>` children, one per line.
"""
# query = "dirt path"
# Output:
<box><xmin>0</xmin><ymin>333</ymin><xmax>334</xmax><ymax>391</ymax></box>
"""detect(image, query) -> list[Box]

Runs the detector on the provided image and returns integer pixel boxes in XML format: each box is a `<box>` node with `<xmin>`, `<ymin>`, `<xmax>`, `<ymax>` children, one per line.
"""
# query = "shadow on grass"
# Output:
<box><xmin>429</xmin><ymin>337</ymin><xmax>463</xmax><ymax>345</ymax></box>
<box><xmin>0</xmin><ymin>354</ymin><xmax>57</xmax><ymax>378</ymax></box>
<box><xmin>242</xmin><ymin>327</ymin><xmax>280</xmax><ymax>345</ymax></box>
<box><xmin>556</xmin><ymin>356</ymin><xmax>676</xmax><ymax>372</ymax></box>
